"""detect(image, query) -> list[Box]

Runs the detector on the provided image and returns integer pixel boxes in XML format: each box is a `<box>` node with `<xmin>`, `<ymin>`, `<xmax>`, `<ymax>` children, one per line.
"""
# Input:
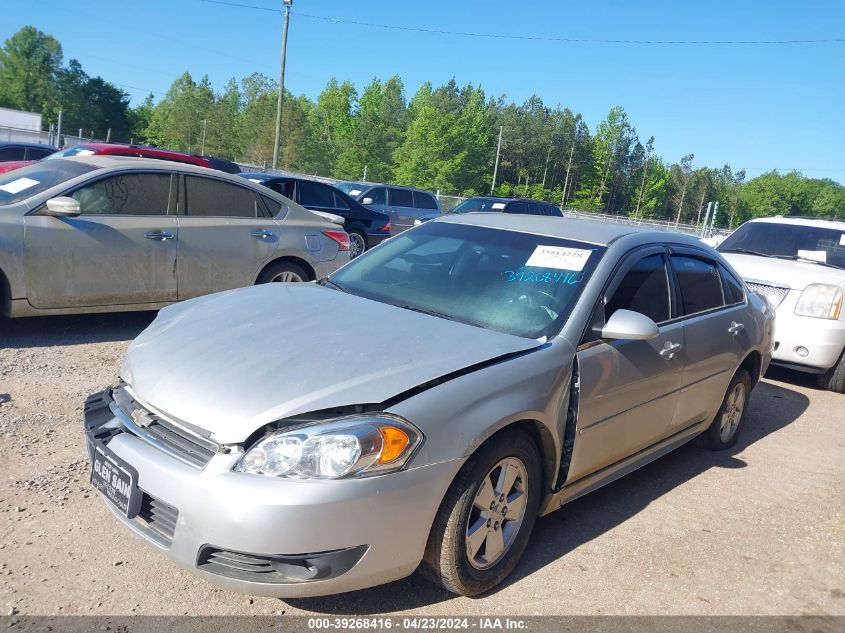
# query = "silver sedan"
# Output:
<box><xmin>83</xmin><ymin>213</ymin><xmax>773</xmax><ymax>597</ymax></box>
<box><xmin>0</xmin><ymin>156</ymin><xmax>350</xmax><ymax>317</ymax></box>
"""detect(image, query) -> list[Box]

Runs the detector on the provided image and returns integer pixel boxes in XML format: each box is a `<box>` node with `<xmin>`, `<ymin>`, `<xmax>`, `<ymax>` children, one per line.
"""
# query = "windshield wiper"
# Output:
<box><xmin>318</xmin><ymin>278</ymin><xmax>348</xmax><ymax>293</ymax></box>
<box><xmin>719</xmin><ymin>248</ymin><xmax>778</xmax><ymax>258</ymax></box>
<box><xmin>398</xmin><ymin>304</ymin><xmax>459</xmax><ymax>321</ymax></box>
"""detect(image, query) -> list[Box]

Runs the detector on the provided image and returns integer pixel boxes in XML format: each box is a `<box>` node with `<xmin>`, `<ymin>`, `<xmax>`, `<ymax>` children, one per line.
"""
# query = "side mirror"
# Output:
<box><xmin>598</xmin><ymin>309</ymin><xmax>660</xmax><ymax>341</ymax></box>
<box><xmin>44</xmin><ymin>196</ymin><xmax>81</xmax><ymax>217</ymax></box>
<box><xmin>361</xmin><ymin>197</ymin><xmax>374</xmax><ymax>205</ymax></box>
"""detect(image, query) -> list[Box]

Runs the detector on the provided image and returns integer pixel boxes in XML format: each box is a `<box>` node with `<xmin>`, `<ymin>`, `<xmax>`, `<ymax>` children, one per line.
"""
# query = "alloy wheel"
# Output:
<box><xmin>349</xmin><ymin>233</ymin><xmax>366</xmax><ymax>259</ymax></box>
<box><xmin>719</xmin><ymin>382</ymin><xmax>746</xmax><ymax>443</ymax></box>
<box><xmin>270</xmin><ymin>271</ymin><xmax>304</xmax><ymax>283</ymax></box>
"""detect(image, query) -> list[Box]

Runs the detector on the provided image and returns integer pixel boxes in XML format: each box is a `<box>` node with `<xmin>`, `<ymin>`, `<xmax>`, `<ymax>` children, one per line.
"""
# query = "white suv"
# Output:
<box><xmin>718</xmin><ymin>216</ymin><xmax>845</xmax><ymax>392</ymax></box>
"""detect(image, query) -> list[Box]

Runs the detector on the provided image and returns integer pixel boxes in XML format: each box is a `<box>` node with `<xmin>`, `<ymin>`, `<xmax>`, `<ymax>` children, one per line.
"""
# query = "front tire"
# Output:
<box><xmin>702</xmin><ymin>369</ymin><xmax>751</xmax><ymax>450</ymax></box>
<box><xmin>817</xmin><ymin>348</ymin><xmax>845</xmax><ymax>393</ymax></box>
<box><xmin>421</xmin><ymin>429</ymin><xmax>542</xmax><ymax>596</ymax></box>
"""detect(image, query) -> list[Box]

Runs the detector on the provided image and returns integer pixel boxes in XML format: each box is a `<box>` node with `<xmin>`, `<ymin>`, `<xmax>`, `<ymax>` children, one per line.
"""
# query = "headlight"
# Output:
<box><xmin>235</xmin><ymin>416</ymin><xmax>422</xmax><ymax>479</ymax></box>
<box><xmin>794</xmin><ymin>284</ymin><xmax>843</xmax><ymax>319</ymax></box>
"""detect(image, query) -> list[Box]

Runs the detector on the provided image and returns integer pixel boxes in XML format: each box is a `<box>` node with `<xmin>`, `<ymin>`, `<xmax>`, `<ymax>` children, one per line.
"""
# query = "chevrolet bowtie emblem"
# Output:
<box><xmin>130</xmin><ymin>408</ymin><xmax>154</xmax><ymax>428</ymax></box>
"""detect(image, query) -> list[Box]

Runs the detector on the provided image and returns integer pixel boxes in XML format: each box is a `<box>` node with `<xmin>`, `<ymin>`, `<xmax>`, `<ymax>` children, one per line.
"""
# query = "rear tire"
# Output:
<box><xmin>702</xmin><ymin>369</ymin><xmax>751</xmax><ymax>450</ymax></box>
<box><xmin>420</xmin><ymin>429</ymin><xmax>542</xmax><ymax>596</ymax></box>
<box><xmin>817</xmin><ymin>348</ymin><xmax>845</xmax><ymax>393</ymax></box>
<box><xmin>256</xmin><ymin>261</ymin><xmax>308</xmax><ymax>284</ymax></box>
<box><xmin>348</xmin><ymin>231</ymin><xmax>367</xmax><ymax>259</ymax></box>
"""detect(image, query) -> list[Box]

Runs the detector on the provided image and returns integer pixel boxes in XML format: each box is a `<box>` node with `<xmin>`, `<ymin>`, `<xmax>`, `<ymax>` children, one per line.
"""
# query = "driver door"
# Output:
<box><xmin>23</xmin><ymin>171</ymin><xmax>178</xmax><ymax>309</ymax></box>
<box><xmin>566</xmin><ymin>248</ymin><xmax>686</xmax><ymax>482</ymax></box>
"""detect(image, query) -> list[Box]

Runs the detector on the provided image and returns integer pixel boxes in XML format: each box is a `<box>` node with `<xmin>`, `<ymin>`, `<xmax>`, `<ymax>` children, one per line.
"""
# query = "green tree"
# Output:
<box><xmin>0</xmin><ymin>26</ymin><xmax>63</xmax><ymax>119</ymax></box>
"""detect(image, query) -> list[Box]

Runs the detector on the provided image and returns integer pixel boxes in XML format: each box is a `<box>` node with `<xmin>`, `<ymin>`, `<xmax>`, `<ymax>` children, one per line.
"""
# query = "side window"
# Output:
<box><xmin>269</xmin><ymin>180</ymin><xmax>295</xmax><ymax>199</ymax></box>
<box><xmin>389</xmin><ymin>188</ymin><xmax>414</xmax><ymax>207</ymax></box>
<box><xmin>414</xmin><ymin>191</ymin><xmax>438</xmax><ymax>210</ymax></box>
<box><xmin>546</xmin><ymin>204</ymin><xmax>563</xmax><ymax>217</ymax></box>
<box><xmin>671</xmin><ymin>255</ymin><xmax>725</xmax><ymax>315</ymax></box>
<box><xmin>184</xmin><ymin>176</ymin><xmax>263</xmax><ymax>218</ymax></box>
<box><xmin>262</xmin><ymin>195</ymin><xmax>284</xmax><ymax>217</ymax></box>
<box><xmin>719</xmin><ymin>264</ymin><xmax>745</xmax><ymax>305</ymax></box>
<box><xmin>364</xmin><ymin>187</ymin><xmax>387</xmax><ymax>205</ymax></box>
<box><xmin>605</xmin><ymin>254</ymin><xmax>671</xmax><ymax>324</ymax></box>
<box><xmin>0</xmin><ymin>146</ymin><xmax>25</xmax><ymax>161</ymax></box>
<box><xmin>27</xmin><ymin>147</ymin><xmax>53</xmax><ymax>160</ymax></box>
<box><xmin>333</xmin><ymin>192</ymin><xmax>350</xmax><ymax>210</ymax></box>
<box><xmin>505</xmin><ymin>202</ymin><xmax>526</xmax><ymax>214</ymax></box>
<box><xmin>298</xmin><ymin>180</ymin><xmax>336</xmax><ymax>208</ymax></box>
<box><xmin>527</xmin><ymin>202</ymin><xmax>540</xmax><ymax>215</ymax></box>
<box><xmin>70</xmin><ymin>173</ymin><xmax>171</xmax><ymax>215</ymax></box>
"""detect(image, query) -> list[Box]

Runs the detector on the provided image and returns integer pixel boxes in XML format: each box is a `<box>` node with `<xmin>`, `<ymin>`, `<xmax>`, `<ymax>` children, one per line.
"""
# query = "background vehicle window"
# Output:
<box><xmin>671</xmin><ymin>255</ymin><xmax>724</xmax><ymax>315</ymax></box>
<box><xmin>299</xmin><ymin>180</ymin><xmax>336</xmax><ymax>207</ymax></box>
<box><xmin>527</xmin><ymin>202</ymin><xmax>540</xmax><ymax>215</ymax></box>
<box><xmin>0</xmin><ymin>146</ymin><xmax>25</xmax><ymax>161</ymax></box>
<box><xmin>333</xmin><ymin>192</ymin><xmax>350</xmax><ymax>210</ymax></box>
<box><xmin>505</xmin><ymin>202</ymin><xmax>526</xmax><ymax>214</ymax></box>
<box><xmin>546</xmin><ymin>204</ymin><xmax>563</xmax><ymax>217</ymax></box>
<box><xmin>70</xmin><ymin>173</ymin><xmax>170</xmax><ymax>215</ymax></box>
<box><xmin>269</xmin><ymin>180</ymin><xmax>295</xmax><ymax>199</ymax></box>
<box><xmin>389</xmin><ymin>188</ymin><xmax>414</xmax><ymax>207</ymax></box>
<box><xmin>184</xmin><ymin>176</ymin><xmax>263</xmax><ymax>218</ymax></box>
<box><xmin>27</xmin><ymin>147</ymin><xmax>53</xmax><ymax>160</ymax></box>
<box><xmin>414</xmin><ymin>191</ymin><xmax>438</xmax><ymax>210</ymax></box>
<box><xmin>719</xmin><ymin>265</ymin><xmax>745</xmax><ymax>305</ymax></box>
<box><xmin>605</xmin><ymin>254</ymin><xmax>670</xmax><ymax>324</ymax></box>
<box><xmin>364</xmin><ymin>187</ymin><xmax>387</xmax><ymax>205</ymax></box>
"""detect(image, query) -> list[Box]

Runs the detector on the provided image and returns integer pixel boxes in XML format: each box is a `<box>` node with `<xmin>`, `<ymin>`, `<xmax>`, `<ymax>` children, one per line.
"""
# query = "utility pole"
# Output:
<box><xmin>106</xmin><ymin>128</ymin><xmax>112</xmax><ymax>143</ymax></box>
<box><xmin>561</xmin><ymin>138</ymin><xmax>576</xmax><ymax>209</ymax></box>
<box><xmin>541</xmin><ymin>144</ymin><xmax>553</xmax><ymax>189</ymax></box>
<box><xmin>700</xmin><ymin>201</ymin><xmax>713</xmax><ymax>237</ymax></box>
<box><xmin>710</xmin><ymin>201</ymin><xmax>719</xmax><ymax>235</ymax></box>
<box><xmin>201</xmin><ymin>119</ymin><xmax>208</xmax><ymax>155</ymax></box>
<box><xmin>272</xmin><ymin>0</ymin><xmax>293</xmax><ymax>170</ymax></box>
<box><xmin>56</xmin><ymin>110</ymin><xmax>63</xmax><ymax>148</ymax></box>
<box><xmin>362</xmin><ymin>165</ymin><xmax>367</xmax><ymax>182</ymax></box>
<box><xmin>490</xmin><ymin>125</ymin><xmax>503</xmax><ymax>195</ymax></box>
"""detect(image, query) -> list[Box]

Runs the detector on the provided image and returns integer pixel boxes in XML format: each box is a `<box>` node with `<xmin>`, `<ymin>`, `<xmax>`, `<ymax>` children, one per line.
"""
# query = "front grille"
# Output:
<box><xmin>746</xmin><ymin>281</ymin><xmax>790</xmax><ymax>309</ymax></box>
<box><xmin>111</xmin><ymin>386</ymin><xmax>218</xmax><ymax>469</ymax></box>
<box><xmin>134</xmin><ymin>492</ymin><xmax>179</xmax><ymax>547</ymax></box>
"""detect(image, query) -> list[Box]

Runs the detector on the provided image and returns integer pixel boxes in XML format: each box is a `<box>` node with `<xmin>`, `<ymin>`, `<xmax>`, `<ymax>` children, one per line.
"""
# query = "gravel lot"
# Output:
<box><xmin>0</xmin><ymin>312</ymin><xmax>843</xmax><ymax>617</ymax></box>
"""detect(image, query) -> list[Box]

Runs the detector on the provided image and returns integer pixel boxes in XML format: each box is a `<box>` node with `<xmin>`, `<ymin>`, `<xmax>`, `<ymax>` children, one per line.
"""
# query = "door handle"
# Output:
<box><xmin>250</xmin><ymin>229</ymin><xmax>275</xmax><ymax>239</ymax></box>
<box><xmin>660</xmin><ymin>341</ymin><xmax>683</xmax><ymax>359</ymax></box>
<box><xmin>144</xmin><ymin>231</ymin><xmax>175</xmax><ymax>241</ymax></box>
<box><xmin>728</xmin><ymin>321</ymin><xmax>745</xmax><ymax>335</ymax></box>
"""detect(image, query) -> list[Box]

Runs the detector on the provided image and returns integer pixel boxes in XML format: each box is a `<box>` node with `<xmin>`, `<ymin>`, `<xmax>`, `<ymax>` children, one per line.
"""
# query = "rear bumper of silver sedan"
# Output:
<box><xmin>83</xmin><ymin>390</ymin><xmax>463</xmax><ymax>598</ymax></box>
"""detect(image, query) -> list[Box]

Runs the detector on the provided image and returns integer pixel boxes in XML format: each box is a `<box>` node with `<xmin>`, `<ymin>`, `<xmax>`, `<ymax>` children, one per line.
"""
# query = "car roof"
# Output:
<box><xmin>465</xmin><ymin>196</ymin><xmax>556</xmax><ymax>205</ymax></box>
<box><xmin>435</xmin><ymin>212</ymin><xmax>708</xmax><ymax>247</ymax></box>
<box><xmin>749</xmin><ymin>216</ymin><xmax>845</xmax><ymax>230</ymax></box>
<box><xmin>50</xmin><ymin>155</ymin><xmax>242</xmax><ymax>179</ymax></box>
<box><xmin>0</xmin><ymin>141</ymin><xmax>56</xmax><ymax>150</ymax></box>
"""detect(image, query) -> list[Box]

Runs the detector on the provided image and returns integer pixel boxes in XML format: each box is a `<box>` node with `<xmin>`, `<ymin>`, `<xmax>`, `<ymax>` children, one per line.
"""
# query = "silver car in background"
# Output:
<box><xmin>0</xmin><ymin>156</ymin><xmax>350</xmax><ymax>317</ymax></box>
<box><xmin>84</xmin><ymin>214</ymin><xmax>773</xmax><ymax>598</ymax></box>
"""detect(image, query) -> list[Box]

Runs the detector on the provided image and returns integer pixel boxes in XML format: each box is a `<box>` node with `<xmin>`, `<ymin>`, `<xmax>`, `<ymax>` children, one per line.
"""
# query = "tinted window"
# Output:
<box><xmin>333</xmin><ymin>192</ymin><xmax>350</xmax><ymax>210</ymax></box>
<box><xmin>545</xmin><ymin>204</ymin><xmax>563</xmax><ymax>217</ymax></box>
<box><xmin>262</xmin><ymin>195</ymin><xmax>284</xmax><ymax>217</ymax></box>
<box><xmin>27</xmin><ymin>147</ymin><xmax>53</xmax><ymax>160</ymax></box>
<box><xmin>185</xmin><ymin>176</ymin><xmax>263</xmax><ymax>218</ymax></box>
<box><xmin>719</xmin><ymin>265</ymin><xmax>745</xmax><ymax>305</ymax></box>
<box><xmin>71</xmin><ymin>173</ymin><xmax>170</xmax><ymax>216</ymax></box>
<box><xmin>414</xmin><ymin>191</ymin><xmax>438</xmax><ymax>210</ymax></box>
<box><xmin>451</xmin><ymin>198</ymin><xmax>503</xmax><ymax>213</ymax></box>
<box><xmin>389</xmin><ymin>188</ymin><xmax>414</xmax><ymax>207</ymax></box>
<box><xmin>506</xmin><ymin>202</ymin><xmax>527</xmax><ymax>214</ymax></box>
<box><xmin>0</xmin><ymin>146</ymin><xmax>25</xmax><ymax>161</ymax></box>
<box><xmin>527</xmin><ymin>202</ymin><xmax>541</xmax><ymax>215</ymax></box>
<box><xmin>269</xmin><ymin>180</ymin><xmax>295</xmax><ymax>199</ymax></box>
<box><xmin>671</xmin><ymin>255</ymin><xmax>724</xmax><ymax>315</ymax></box>
<box><xmin>364</xmin><ymin>187</ymin><xmax>387</xmax><ymax>205</ymax></box>
<box><xmin>299</xmin><ymin>180</ymin><xmax>336</xmax><ymax>208</ymax></box>
<box><xmin>606</xmin><ymin>254</ymin><xmax>670</xmax><ymax>324</ymax></box>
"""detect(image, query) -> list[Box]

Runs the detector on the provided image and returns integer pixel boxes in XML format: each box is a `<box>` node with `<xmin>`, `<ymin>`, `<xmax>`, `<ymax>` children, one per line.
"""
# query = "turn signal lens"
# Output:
<box><xmin>323</xmin><ymin>230</ymin><xmax>350</xmax><ymax>251</ymax></box>
<box><xmin>377</xmin><ymin>426</ymin><xmax>411</xmax><ymax>464</ymax></box>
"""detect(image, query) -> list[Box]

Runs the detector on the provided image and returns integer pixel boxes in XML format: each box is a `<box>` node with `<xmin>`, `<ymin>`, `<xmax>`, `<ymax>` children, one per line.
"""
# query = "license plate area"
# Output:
<box><xmin>90</xmin><ymin>441</ymin><xmax>141</xmax><ymax>519</ymax></box>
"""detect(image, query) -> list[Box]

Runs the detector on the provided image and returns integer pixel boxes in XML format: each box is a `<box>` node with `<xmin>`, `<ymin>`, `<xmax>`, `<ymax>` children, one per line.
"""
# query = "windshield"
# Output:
<box><xmin>451</xmin><ymin>198</ymin><xmax>506</xmax><ymax>214</ymax></box>
<box><xmin>335</xmin><ymin>182</ymin><xmax>367</xmax><ymax>196</ymax></box>
<box><xmin>718</xmin><ymin>221</ymin><xmax>845</xmax><ymax>269</ymax></box>
<box><xmin>43</xmin><ymin>145</ymin><xmax>98</xmax><ymax>160</ymax></box>
<box><xmin>329</xmin><ymin>222</ymin><xmax>605</xmax><ymax>338</ymax></box>
<box><xmin>0</xmin><ymin>159</ymin><xmax>98</xmax><ymax>206</ymax></box>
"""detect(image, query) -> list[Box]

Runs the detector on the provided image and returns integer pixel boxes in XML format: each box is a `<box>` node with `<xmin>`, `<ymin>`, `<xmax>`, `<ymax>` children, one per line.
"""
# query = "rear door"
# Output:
<box><xmin>297</xmin><ymin>179</ymin><xmax>349</xmax><ymax>220</ymax></box>
<box><xmin>23</xmin><ymin>171</ymin><xmax>177</xmax><ymax>308</ymax></box>
<box><xmin>175</xmin><ymin>175</ymin><xmax>281</xmax><ymax>299</ymax></box>
<box><xmin>667</xmin><ymin>248</ymin><xmax>746</xmax><ymax>431</ymax></box>
<box><xmin>386</xmin><ymin>187</ymin><xmax>417</xmax><ymax>233</ymax></box>
<box><xmin>567</xmin><ymin>248</ymin><xmax>686</xmax><ymax>482</ymax></box>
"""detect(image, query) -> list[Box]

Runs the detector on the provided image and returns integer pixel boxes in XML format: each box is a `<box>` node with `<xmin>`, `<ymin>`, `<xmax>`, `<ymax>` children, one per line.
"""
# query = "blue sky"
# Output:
<box><xmin>5</xmin><ymin>0</ymin><xmax>844</xmax><ymax>183</ymax></box>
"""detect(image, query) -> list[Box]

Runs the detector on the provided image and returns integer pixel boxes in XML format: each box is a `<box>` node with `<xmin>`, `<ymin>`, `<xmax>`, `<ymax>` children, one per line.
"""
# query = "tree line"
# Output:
<box><xmin>1</xmin><ymin>26</ymin><xmax>842</xmax><ymax>226</ymax></box>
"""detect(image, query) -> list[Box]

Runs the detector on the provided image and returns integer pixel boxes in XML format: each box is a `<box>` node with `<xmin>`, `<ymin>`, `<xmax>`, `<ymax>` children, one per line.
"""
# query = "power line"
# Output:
<box><xmin>198</xmin><ymin>0</ymin><xmax>844</xmax><ymax>46</ymax></box>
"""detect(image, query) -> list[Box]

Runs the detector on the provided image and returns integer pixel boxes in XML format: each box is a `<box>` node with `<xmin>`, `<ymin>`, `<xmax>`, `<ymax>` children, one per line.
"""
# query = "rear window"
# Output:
<box><xmin>184</xmin><ymin>176</ymin><xmax>265</xmax><ymax>218</ymax></box>
<box><xmin>0</xmin><ymin>159</ymin><xmax>97</xmax><ymax>206</ymax></box>
<box><xmin>44</xmin><ymin>146</ymin><xmax>97</xmax><ymax>160</ymax></box>
<box><xmin>389</xmin><ymin>188</ymin><xmax>414</xmax><ymax>207</ymax></box>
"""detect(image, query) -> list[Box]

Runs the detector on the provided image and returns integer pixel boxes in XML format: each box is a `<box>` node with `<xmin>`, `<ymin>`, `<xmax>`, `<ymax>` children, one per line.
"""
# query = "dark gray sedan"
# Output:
<box><xmin>84</xmin><ymin>213</ymin><xmax>773</xmax><ymax>598</ymax></box>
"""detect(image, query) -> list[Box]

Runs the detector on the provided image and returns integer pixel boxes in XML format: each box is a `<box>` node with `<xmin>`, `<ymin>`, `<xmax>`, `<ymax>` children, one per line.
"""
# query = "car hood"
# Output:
<box><xmin>121</xmin><ymin>284</ymin><xmax>541</xmax><ymax>444</ymax></box>
<box><xmin>721</xmin><ymin>253</ymin><xmax>845</xmax><ymax>290</ymax></box>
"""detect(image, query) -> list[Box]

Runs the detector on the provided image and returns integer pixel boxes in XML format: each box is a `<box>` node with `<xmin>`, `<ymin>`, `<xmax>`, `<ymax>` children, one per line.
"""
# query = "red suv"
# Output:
<box><xmin>0</xmin><ymin>143</ymin><xmax>242</xmax><ymax>174</ymax></box>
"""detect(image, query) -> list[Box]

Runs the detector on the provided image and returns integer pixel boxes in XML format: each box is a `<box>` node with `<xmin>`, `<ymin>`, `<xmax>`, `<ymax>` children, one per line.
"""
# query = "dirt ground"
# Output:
<box><xmin>0</xmin><ymin>312</ymin><xmax>843</xmax><ymax>616</ymax></box>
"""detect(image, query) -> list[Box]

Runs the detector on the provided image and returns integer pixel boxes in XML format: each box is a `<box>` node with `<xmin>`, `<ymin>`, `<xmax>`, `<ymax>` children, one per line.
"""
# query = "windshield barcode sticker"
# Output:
<box><xmin>0</xmin><ymin>177</ymin><xmax>39</xmax><ymax>194</ymax></box>
<box><xmin>840</xmin><ymin>234</ymin><xmax>845</xmax><ymax>246</ymax></box>
<box><xmin>525</xmin><ymin>245</ymin><xmax>592</xmax><ymax>271</ymax></box>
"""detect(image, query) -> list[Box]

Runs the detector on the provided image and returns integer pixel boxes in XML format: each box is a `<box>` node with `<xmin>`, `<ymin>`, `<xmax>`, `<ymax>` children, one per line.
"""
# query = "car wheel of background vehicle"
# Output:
<box><xmin>420</xmin><ymin>428</ymin><xmax>541</xmax><ymax>596</ymax></box>
<box><xmin>256</xmin><ymin>261</ymin><xmax>308</xmax><ymax>284</ymax></box>
<box><xmin>702</xmin><ymin>368</ymin><xmax>751</xmax><ymax>450</ymax></box>
<box><xmin>348</xmin><ymin>231</ymin><xmax>367</xmax><ymax>259</ymax></box>
<box><xmin>817</xmin><ymin>348</ymin><xmax>845</xmax><ymax>393</ymax></box>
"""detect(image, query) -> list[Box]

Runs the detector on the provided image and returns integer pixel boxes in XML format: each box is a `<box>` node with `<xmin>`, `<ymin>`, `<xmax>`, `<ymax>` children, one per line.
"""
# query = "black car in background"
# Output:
<box><xmin>416</xmin><ymin>196</ymin><xmax>564</xmax><ymax>224</ymax></box>
<box><xmin>241</xmin><ymin>173</ymin><xmax>391</xmax><ymax>258</ymax></box>
<box><xmin>0</xmin><ymin>141</ymin><xmax>56</xmax><ymax>161</ymax></box>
